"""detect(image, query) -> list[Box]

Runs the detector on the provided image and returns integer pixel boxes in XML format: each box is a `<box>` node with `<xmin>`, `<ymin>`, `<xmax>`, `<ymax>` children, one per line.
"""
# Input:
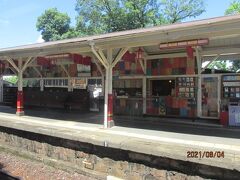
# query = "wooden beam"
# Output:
<box><xmin>33</xmin><ymin>67</ymin><xmax>42</xmax><ymax>78</ymax></box>
<box><xmin>59</xmin><ymin>64</ymin><xmax>70</xmax><ymax>77</ymax></box>
<box><xmin>144</xmin><ymin>59</ymin><xmax>147</xmax><ymax>74</ymax></box>
<box><xmin>22</xmin><ymin>57</ymin><xmax>35</xmax><ymax>72</ymax></box>
<box><xmin>98</xmin><ymin>49</ymin><xmax>109</xmax><ymax>65</ymax></box>
<box><xmin>90</xmin><ymin>45</ymin><xmax>108</xmax><ymax>68</ymax></box>
<box><xmin>146</xmin><ymin>52</ymin><xmax>187</xmax><ymax>60</ymax></box>
<box><xmin>201</xmin><ymin>55</ymin><xmax>220</xmax><ymax>72</ymax></box>
<box><xmin>5</xmin><ymin>57</ymin><xmax>19</xmax><ymax>73</ymax></box>
<box><xmin>139</xmin><ymin>60</ymin><xmax>145</xmax><ymax>74</ymax></box>
<box><xmin>9</xmin><ymin>67</ymin><xmax>17</xmax><ymax>75</ymax></box>
<box><xmin>111</xmin><ymin>47</ymin><xmax>129</xmax><ymax>68</ymax></box>
<box><xmin>201</xmin><ymin>47</ymin><xmax>240</xmax><ymax>56</ymax></box>
<box><xmin>0</xmin><ymin>46</ymin><xmax>91</xmax><ymax>59</ymax></box>
<box><xmin>17</xmin><ymin>58</ymin><xmax>23</xmax><ymax>92</ymax></box>
<box><xmin>91</xmin><ymin>57</ymin><xmax>103</xmax><ymax>76</ymax></box>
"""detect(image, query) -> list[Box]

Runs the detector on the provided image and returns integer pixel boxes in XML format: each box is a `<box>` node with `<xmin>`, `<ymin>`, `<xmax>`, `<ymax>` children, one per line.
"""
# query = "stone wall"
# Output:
<box><xmin>0</xmin><ymin>126</ymin><xmax>239</xmax><ymax>180</ymax></box>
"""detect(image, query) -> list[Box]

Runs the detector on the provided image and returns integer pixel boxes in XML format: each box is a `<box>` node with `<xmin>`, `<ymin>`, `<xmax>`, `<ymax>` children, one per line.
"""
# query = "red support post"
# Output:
<box><xmin>107</xmin><ymin>94</ymin><xmax>113</xmax><ymax>122</ymax></box>
<box><xmin>16</xmin><ymin>91</ymin><xmax>24</xmax><ymax>116</ymax></box>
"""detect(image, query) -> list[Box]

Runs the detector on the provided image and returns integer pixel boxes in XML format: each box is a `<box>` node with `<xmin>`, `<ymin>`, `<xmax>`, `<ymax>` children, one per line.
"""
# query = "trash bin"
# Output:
<box><xmin>220</xmin><ymin>111</ymin><xmax>228</xmax><ymax>126</ymax></box>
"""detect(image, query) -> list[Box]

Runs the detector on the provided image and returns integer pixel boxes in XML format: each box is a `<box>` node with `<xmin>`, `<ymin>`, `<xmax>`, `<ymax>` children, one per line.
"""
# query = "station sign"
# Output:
<box><xmin>72</xmin><ymin>78</ymin><xmax>87</xmax><ymax>89</ymax></box>
<box><xmin>159</xmin><ymin>39</ymin><xmax>209</xmax><ymax>49</ymax></box>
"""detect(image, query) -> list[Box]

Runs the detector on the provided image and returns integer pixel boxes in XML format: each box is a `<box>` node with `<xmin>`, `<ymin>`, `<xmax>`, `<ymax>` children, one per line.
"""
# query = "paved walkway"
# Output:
<box><xmin>1</xmin><ymin>105</ymin><xmax>239</xmax><ymax>139</ymax></box>
<box><xmin>0</xmin><ymin>107</ymin><xmax>239</xmax><ymax>172</ymax></box>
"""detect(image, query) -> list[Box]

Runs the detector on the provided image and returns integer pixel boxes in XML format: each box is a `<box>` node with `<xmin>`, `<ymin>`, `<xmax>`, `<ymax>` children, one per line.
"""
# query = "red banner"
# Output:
<box><xmin>122</xmin><ymin>51</ymin><xmax>136</xmax><ymax>62</ymax></box>
<box><xmin>37</xmin><ymin>53</ymin><xmax>92</xmax><ymax>66</ymax></box>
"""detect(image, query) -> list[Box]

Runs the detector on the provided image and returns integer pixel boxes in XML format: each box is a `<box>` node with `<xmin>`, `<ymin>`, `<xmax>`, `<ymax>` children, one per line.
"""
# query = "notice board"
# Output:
<box><xmin>229</xmin><ymin>105</ymin><xmax>240</xmax><ymax>126</ymax></box>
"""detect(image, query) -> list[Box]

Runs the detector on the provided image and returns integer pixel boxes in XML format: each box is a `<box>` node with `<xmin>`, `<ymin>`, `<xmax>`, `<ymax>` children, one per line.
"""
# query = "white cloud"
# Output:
<box><xmin>36</xmin><ymin>35</ymin><xmax>44</xmax><ymax>43</ymax></box>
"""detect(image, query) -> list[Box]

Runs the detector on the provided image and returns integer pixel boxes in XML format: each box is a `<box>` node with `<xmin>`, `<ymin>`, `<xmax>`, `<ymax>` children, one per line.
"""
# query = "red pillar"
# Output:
<box><xmin>108</xmin><ymin>94</ymin><xmax>113</xmax><ymax>122</ymax></box>
<box><xmin>16</xmin><ymin>91</ymin><xmax>24</xmax><ymax>116</ymax></box>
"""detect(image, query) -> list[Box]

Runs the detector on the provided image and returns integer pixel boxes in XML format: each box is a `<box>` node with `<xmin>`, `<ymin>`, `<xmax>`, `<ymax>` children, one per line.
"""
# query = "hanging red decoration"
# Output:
<box><xmin>37</xmin><ymin>53</ymin><xmax>92</xmax><ymax>67</ymax></box>
<box><xmin>122</xmin><ymin>51</ymin><xmax>136</xmax><ymax>62</ymax></box>
<box><xmin>69</xmin><ymin>54</ymin><xmax>92</xmax><ymax>65</ymax></box>
<box><xmin>135</xmin><ymin>47</ymin><xmax>144</xmax><ymax>61</ymax></box>
<box><xmin>0</xmin><ymin>62</ymin><xmax>4</xmax><ymax>68</ymax></box>
<box><xmin>83</xmin><ymin>56</ymin><xmax>91</xmax><ymax>66</ymax></box>
<box><xmin>186</xmin><ymin>46</ymin><xmax>194</xmax><ymax>59</ymax></box>
<box><xmin>50</xmin><ymin>59</ymin><xmax>56</xmax><ymax>65</ymax></box>
<box><xmin>70</xmin><ymin>54</ymin><xmax>83</xmax><ymax>64</ymax></box>
<box><xmin>0</xmin><ymin>61</ymin><xmax>5</xmax><ymax>74</ymax></box>
<box><xmin>37</xmin><ymin>57</ymin><xmax>50</xmax><ymax>66</ymax></box>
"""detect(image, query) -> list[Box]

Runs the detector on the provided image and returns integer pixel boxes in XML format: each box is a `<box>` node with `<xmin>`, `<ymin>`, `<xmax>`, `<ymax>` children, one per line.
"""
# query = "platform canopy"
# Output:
<box><xmin>1</xmin><ymin>15</ymin><xmax>240</xmax><ymax>128</ymax></box>
<box><xmin>0</xmin><ymin>15</ymin><xmax>240</xmax><ymax>59</ymax></box>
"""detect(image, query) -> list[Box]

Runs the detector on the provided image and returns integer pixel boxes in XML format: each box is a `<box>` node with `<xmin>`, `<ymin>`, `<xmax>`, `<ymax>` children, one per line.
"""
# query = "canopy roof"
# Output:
<box><xmin>1</xmin><ymin>15</ymin><xmax>240</xmax><ymax>59</ymax></box>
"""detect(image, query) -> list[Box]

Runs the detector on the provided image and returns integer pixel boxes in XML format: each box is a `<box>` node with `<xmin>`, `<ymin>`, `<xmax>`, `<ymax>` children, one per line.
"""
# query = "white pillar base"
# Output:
<box><xmin>16</xmin><ymin>111</ymin><xmax>25</xmax><ymax>116</ymax></box>
<box><xmin>107</xmin><ymin>120</ymin><xmax>115</xmax><ymax>128</ymax></box>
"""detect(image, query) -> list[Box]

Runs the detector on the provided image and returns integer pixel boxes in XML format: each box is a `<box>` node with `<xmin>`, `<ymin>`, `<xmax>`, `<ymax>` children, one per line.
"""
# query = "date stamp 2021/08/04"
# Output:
<box><xmin>187</xmin><ymin>151</ymin><xmax>224</xmax><ymax>158</ymax></box>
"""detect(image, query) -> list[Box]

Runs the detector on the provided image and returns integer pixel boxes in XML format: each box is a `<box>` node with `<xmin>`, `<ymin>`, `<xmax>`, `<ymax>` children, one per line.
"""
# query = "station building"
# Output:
<box><xmin>1</xmin><ymin>15</ymin><xmax>240</xmax><ymax>128</ymax></box>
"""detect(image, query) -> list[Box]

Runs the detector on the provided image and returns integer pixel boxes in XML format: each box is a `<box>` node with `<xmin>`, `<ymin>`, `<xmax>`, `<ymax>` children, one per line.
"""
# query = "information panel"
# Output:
<box><xmin>229</xmin><ymin>105</ymin><xmax>240</xmax><ymax>126</ymax></box>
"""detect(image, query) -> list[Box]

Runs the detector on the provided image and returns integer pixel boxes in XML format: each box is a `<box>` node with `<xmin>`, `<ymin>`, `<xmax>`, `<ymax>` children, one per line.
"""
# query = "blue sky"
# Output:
<box><xmin>0</xmin><ymin>0</ymin><xmax>235</xmax><ymax>48</ymax></box>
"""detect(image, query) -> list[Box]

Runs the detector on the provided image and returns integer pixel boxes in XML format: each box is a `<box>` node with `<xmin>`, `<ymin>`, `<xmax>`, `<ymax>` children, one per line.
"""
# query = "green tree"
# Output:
<box><xmin>230</xmin><ymin>60</ymin><xmax>240</xmax><ymax>72</ymax></box>
<box><xmin>224</xmin><ymin>1</ymin><xmax>240</xmax><ymax>71</ymax></box>
<box><xmin>37</xmin><ymin>0</ymin><xmax>205</xmax><ymax>40</ymax></box>
<box><xmin>36</xmin><ymin>8</ymin><xmax>78</xmax><ymax>41</ymax></box>
<box><xmin>75</xmin><ymin>0</ymin><xmax>205</xmax><ymax>34</ymax></box>
<box><xmin>161</xmin><ymin>0</ymin><xmax>205</xmax><ymax>23</ymax></box>
<box><xmin>225</xmin><ymin>0</ymin><xmax>240</xmax><ymax>15</ymax></box>
<box><xmin>3</xmin><ymin>76</ymin><xmax>18</xmax><ymax>84</ymax></box>
<box><xmin>208</xmin><ymin>61</ymin><xmax>228</xmax><ymax>70</ymax></box>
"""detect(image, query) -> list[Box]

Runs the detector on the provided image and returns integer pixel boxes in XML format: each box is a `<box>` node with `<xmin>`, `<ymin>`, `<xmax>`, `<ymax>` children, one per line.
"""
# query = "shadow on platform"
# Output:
<box><xmin>0</xmin><ymin>105</ymin><xmax>240</xmax><ymax>139</ymax></box>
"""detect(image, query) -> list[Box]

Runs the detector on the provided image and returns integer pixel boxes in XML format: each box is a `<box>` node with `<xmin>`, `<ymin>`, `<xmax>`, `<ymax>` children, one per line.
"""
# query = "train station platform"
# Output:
<box><xmin>0</xmin><ymin>105</ymin><xmax>239</xmax><ymax>176</ymax></box>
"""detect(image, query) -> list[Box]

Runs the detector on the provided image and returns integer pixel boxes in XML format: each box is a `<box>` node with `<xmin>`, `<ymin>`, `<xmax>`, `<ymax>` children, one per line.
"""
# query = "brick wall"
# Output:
<box><xmin>0</xmin><ymin>126</ymin><xmax>239</xmax><ymax>180</ymax></box>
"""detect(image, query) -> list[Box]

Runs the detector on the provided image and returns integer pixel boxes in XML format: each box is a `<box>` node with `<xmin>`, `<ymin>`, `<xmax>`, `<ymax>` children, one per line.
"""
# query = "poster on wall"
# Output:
<box><xmin>72</xmin><ymin>78</ymin><xmax>87</xmax><ymax>89</ymax></box>
<box><xmin>229</xmin><ymin>105</ymin><xmax>240</xmax><ymax>126</ymax></box>
<box><xmin>77</xmin><ymin>64</ymin><xmax>91</xmax><ymax>77</ymax></box>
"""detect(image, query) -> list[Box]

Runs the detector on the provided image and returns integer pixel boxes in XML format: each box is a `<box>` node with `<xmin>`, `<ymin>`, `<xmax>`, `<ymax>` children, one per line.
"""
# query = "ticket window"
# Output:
<box><xmin>151</xmin><ymin>79</ymin><xmax>175</xmax><ymax>96</ymax></box>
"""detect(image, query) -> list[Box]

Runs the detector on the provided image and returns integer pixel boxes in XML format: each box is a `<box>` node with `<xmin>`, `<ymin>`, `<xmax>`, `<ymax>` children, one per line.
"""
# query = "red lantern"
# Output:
<box><xmin>50</xmin><ymin>59</ymin><xmax>56</xmax><ymax>65</ymax></box>
<box><xmin>186</xmin><ymin>46</ymin><xmax>194</xmax><ymax>59</ymax></box>
<box><xmin>135</xmin><ymin>47</ymin><xmax>144</xmax><ymax>60</ymax></box>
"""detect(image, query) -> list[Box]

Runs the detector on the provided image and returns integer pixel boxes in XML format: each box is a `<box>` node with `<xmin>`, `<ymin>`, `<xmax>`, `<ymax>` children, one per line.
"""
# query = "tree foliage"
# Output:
<box><xmin>36</xmin><ymin>8</ymin><xmax>77</xmax><ymax>41</ymax></box>
<box><xmin>75</xmin><ymin>0</ymin><xmax>161</xmax><ymax>34</ymax></box>
<box><xmin>225</xmin><ymin>0</ymin><xmax>240</xmax><ymax>15</ymax></box>
<box><xmin>208</xmin><ymin>61</ymin><xmax>228</xmax><ymax>70</ymax></box>
<box><xmin>3</xmin><ymin>76</ymin><xmax>18</xmax><ymax>84</ymax></box>
<box><xmin>37</xmin><ymin>0</ymin><xmax>205</xmax><ymax>41</ymax></box>
<box><xmin>75</xmin><ymin>0</ymin><xmax>205</xmax><ymax>35</ymax></box>
<box><xmin>161</xmin><ymin>0</ymin><xmax>205</xmax><ymax>23</ymax></box>
<box><xmin>230</xmin><ymin>60</ymin><xmax>240</xmax><ymax>72</ymax></box>
<box><xmin>224</xmin><ymin>1</ymin><xmax>240</xmax><ymax>71</ymax></box>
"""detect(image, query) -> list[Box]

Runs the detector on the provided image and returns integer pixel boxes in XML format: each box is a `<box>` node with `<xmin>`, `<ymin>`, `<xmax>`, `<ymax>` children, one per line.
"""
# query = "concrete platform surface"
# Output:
<box><xmin>0</xmin><ymin>111</ymin><xmax>239</xmax><ymax>172</ymax></box>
